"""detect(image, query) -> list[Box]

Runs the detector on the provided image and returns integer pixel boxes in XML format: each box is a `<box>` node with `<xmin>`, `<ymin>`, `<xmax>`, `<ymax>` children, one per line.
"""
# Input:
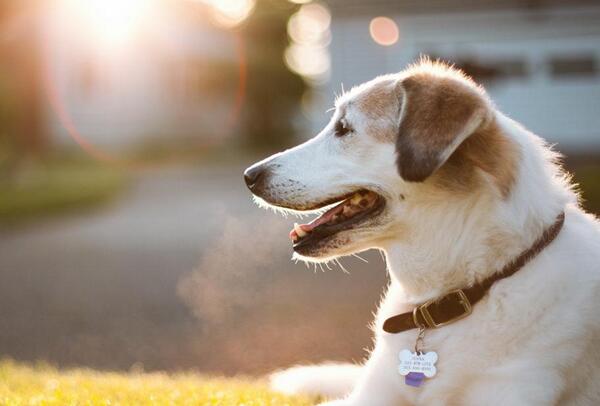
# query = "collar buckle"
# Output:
<box><xmin>418</xmin><ymin>289</ymin><xmax>472</xmax><ymax>328</ymax></box>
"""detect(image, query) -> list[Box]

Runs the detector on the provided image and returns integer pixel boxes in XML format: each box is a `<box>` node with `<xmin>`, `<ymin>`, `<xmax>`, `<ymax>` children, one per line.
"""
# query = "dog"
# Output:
<box><xmin>243</xmin><ymin>59</ymin><xmax>600</xmax><ymax>405</ymax></box>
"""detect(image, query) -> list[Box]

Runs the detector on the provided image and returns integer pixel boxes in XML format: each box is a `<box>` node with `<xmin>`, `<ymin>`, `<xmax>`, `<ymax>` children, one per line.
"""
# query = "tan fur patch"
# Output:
<box><xmin>355</xmin><ymin>81</ymin><xmax>399</xmax><ymax>143</ymax></box>
<box><xmin>399</xmin><ymin>72</ymin><xmax>485</xmax><ymax>151</ymax></box>
<box><xmin>356</xmin><ymin>83</ymin><xmax>397</xmax><ymax>120</ymax></box>
<box><xmin>434</xmin><ymin>117</ymin><xmax>520</xmax><ymax>198</ymax></box>
<box><xmin>396</xmin><ymin>64</ymin><xmax>519</xmax><ymax>197</ymax></box>
<box><xmin>353</xmin><ymin>61</ymin><xmax>520</xmax><ymax>197</ymax></box>
<box><xmin>460</xmin><ymin>118</ymin><xmax>520</xmax><ymax>198</ymax></box>
<box><xmin>394</xmin><ymin>65</ymin><xmax>494</xmax><ymax>183</ymax></box>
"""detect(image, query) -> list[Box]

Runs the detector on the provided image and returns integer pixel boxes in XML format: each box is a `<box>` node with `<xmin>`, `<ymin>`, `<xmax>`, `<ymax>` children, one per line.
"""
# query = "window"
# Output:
<box><xmin>549</xmin><ymin>56</ymin><xmax>597</xmax><ymax>78</ymax></box>
<box><xmin>454</xmin><ymin>59</ymin><xmax>528</xmax><ymax>83</ymax></box>
<box><xmin>424</xmin><ymin>54</ymin><xmax>528</xmax><ymax>84</ymax></box>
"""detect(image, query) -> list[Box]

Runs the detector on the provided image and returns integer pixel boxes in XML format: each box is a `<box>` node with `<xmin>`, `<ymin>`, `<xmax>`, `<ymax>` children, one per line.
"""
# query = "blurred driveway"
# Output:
<box><xmin>0</xmin><ymin>164</ymin><xmax>387</xmax><ymax>374</ymax></box>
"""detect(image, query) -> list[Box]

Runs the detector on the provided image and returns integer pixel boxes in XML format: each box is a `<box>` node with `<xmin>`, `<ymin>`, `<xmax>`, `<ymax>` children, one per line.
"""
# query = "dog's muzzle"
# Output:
<box><xmin>243</xmin><ymin>163</ymin><xmax>269</xmax><ymax>195</ymax></box>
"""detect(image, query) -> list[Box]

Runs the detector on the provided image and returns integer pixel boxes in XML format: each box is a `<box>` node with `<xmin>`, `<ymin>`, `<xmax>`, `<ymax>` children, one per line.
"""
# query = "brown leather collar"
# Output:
<box><xmin>383</xmin><ymin>212</ymin><xmax>565</xmax><ymax>334</ymax></box>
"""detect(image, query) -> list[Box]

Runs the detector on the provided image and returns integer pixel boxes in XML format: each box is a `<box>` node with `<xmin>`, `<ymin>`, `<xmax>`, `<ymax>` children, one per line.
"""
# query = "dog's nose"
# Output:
<box><xmin>243</xmin><ymin>164</ymin><xmax>266</xmax><ymax>192</ymax></box>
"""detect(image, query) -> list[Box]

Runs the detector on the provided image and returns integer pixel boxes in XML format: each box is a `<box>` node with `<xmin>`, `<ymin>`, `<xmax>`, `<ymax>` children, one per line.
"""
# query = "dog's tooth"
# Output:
<box><xmin>294</xmin><ymin>223</ymin><xmax>308</xmax><ymax>237</ymax></box>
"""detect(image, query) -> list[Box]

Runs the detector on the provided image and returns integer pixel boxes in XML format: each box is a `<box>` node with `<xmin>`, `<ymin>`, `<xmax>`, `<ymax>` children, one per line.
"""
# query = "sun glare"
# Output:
<box><xmin>214</xmin><ymin>0</ymin><xmax>255</xmax><ymax>28</ymax></box>
<box><xmin>65</xmin><ymin>0</ymin><xmax>152</xmax><ymax>50</ymax></box>
<box><xmin>195</xmin><ymin>0</ymin><xmax>256</xmax><ymax>28</ymax></box>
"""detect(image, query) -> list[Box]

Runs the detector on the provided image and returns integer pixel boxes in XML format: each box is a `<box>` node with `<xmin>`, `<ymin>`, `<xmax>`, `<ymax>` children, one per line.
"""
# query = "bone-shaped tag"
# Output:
<box><xmin>398</xmin><ymin>350</ymin><xmax>438</xmax><ymax>378</ymax></box>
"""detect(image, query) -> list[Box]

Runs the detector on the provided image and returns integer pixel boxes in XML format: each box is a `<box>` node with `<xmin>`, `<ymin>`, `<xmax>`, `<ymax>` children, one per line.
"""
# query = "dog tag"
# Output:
<box><xmin>398</xmin><ymin>349</ymin><xmax>438</xmax><ymax>387</ymax></box>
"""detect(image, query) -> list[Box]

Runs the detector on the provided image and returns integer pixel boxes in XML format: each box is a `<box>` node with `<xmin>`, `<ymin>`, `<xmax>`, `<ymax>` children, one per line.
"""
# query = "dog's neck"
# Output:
<box><xmin>382</xmin><ymin>116</ymin><xmax>573</xmax><ymax>303</ymax></box>
<box><xmin>382</xmin><ymin>210</ymin><xmax>524</xmax><ymax>303</ymax></box>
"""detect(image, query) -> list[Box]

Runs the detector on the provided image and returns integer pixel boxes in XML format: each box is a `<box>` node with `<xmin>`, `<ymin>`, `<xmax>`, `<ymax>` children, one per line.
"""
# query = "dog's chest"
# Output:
<box><xmin>380</xmin><ymin>292</ymin><xmax>583</xmax><ymax>405</ymax></box>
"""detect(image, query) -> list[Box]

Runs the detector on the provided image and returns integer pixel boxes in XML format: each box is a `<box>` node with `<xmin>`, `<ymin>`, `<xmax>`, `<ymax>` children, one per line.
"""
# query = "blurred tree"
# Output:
<box><xmin>0</xmin><ymin>66</ymin><xmax>19</xmax><ymax>170</ymax></box>
<box><xmin>0</xmin><ymin>0</ymin><xmax>47</xmax><ymax>174</ymax></box>
<box><xmin>238</xmin><ymin>0</ymin><xmax>306</xmax><ymax>150</ymax></box>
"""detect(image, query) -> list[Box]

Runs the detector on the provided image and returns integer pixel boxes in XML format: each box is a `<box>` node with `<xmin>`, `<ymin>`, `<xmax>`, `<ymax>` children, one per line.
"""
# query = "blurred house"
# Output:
<box><xmin>317</xmin><ymin>0</ymin><xmax>600</xmax><ymax>152</ymax></box>
<box><xmin>41</xmin><ymin>2</ymin><xmax>240</xmax><ymax>149</ymax></box>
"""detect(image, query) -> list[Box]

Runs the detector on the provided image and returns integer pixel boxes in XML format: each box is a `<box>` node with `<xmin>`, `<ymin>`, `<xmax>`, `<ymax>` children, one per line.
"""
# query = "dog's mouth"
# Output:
<box><xmin>289</xmin><ymin>189</ymin><xmax>385</xmax><ymax>251</ymax></box>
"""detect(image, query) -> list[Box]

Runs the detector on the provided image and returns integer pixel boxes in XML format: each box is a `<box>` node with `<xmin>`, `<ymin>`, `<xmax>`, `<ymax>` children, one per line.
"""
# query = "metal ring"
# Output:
<box><xmin>412</xmin><ymin>306</ymin><xmax>424</xmax><ymax>329</ymax></box>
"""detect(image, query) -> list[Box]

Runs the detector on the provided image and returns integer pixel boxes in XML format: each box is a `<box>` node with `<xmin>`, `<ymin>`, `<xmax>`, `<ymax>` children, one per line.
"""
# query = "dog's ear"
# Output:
<box><xmin>395</xmin><ymin>75</ymin><xmax>487</xmax><ymax>182</ymax></box>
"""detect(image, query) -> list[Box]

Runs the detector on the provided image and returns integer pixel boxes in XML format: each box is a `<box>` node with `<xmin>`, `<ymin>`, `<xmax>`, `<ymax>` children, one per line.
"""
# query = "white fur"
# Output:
<box><xmin>270</xmin><ymin>363</ymin><xmax>362</xmax><ymax>399</ymax></box>
<box><xmin>251</xmin><ymin>63</ymin><xmax>600</xmax><ymax>405</ymax></box>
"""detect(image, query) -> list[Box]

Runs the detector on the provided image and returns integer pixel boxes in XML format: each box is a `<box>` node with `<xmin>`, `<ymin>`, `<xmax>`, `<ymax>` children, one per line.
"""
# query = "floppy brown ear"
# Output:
<box><xmin>396</xmin><ymin>75</ymin><xmax>487</xmax><ymax>182</ymax></box>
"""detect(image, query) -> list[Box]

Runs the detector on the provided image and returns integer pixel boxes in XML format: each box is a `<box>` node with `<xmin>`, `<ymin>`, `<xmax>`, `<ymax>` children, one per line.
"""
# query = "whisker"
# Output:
<box><xmin>335</xmin><ymin>258</ymin><xmax>350</xmax><ymax>274</ymax></box>
<box><xmin>352</xmin><ymin>253</ymin><xmax>369</xmax><ymax>263</ymax></box>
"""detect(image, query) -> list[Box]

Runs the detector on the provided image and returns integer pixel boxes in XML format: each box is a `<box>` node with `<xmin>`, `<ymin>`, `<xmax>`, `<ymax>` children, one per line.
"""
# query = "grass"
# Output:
<box><xmin>0</xmin><ymin>160</ymin><xmax>126</xmax><ymax>227</ymax></box>
<box><xmin>0</xmin><ymin>360</ymin><xmax>315</xmax><ymax>406</ymax></box>
<box><xmin>574</xmin><ymin>165</ymin><xmax>600</xmax><ymax>215</ymax></box>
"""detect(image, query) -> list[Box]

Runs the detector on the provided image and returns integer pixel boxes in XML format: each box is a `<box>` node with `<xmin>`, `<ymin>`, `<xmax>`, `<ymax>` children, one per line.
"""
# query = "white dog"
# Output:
<box><xmin>243</xmin><ymin>60</ymin><xmax>600</xmax><ymax>405</ymax></box>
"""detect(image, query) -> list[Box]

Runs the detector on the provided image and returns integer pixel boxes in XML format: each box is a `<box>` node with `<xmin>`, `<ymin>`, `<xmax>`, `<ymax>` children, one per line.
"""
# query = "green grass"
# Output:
<box><xmin>0</xmin><ymin>160</ymin><xmax>126</xmax><ymax>226</ymax></box>
<box><xmin>0</xmin><ymin>360</ymin><xmax>315</xmax><ymax>406</ymax></box>
<box><xmin>574</xmin><ymin>165</ymin><xmax>600</xmax><ymax>215</ymax></box>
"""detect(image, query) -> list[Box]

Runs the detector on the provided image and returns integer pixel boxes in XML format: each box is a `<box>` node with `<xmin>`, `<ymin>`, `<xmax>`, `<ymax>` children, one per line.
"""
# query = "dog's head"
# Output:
<box><xmin>244</xmin><ymin>60</ymin><xmax>519</xmax><ymax>261</ymax></box>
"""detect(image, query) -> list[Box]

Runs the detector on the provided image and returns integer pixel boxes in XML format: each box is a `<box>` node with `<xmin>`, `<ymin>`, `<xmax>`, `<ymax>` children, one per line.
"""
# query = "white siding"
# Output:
<box><xmin>315</xmin><ymin>6</ymin><xmax>600</xmax><ymax>151</ymax></box>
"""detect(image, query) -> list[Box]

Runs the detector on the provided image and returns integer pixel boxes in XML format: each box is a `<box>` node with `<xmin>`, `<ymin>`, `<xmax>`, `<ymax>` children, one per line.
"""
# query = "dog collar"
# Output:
<box><xmin>383</xmin><ymin>212</ymin><xmax>565</xmax><ymax>334</ymax></box>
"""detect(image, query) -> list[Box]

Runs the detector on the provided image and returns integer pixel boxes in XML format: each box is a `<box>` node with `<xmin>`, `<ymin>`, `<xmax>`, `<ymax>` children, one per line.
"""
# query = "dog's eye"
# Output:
<box><xmin>334</xmin><ymin>120</ymin><xmax>352</xmax><ymax>137</ymax></box>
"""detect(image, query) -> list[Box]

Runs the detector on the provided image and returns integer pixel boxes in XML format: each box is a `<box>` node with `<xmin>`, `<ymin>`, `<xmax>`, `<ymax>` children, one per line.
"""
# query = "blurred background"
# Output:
<box><xmin>0</xmin><ymin>0</ymin><xmax>599</xmax><ymax>376</ymax></box>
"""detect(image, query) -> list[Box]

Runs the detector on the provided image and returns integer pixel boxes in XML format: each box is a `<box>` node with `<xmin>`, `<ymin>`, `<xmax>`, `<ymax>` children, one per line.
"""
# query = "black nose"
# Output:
<box><xmin>243</xmin><ymin>164</ymin><xmax>266</xmax><ymax>192</ymax></box>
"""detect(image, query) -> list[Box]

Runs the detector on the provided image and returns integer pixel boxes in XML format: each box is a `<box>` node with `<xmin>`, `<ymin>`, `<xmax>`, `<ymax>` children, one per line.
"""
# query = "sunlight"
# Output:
<box><xmin>285</xmin><ymin>3</ymin><xmax>332</xmax><ymax>83</ymax></box>
<box><xmin>213</xmin><ymin>0</ymin><xmax>255</xmax><ymax>27</ymax></box>
<box><xmin>65</xmin><ymin>0</ymin><xmax>152</xmax><ymax>49</ymax></box>
<box><xmin>287</xmin><ymin>2</ymin><xmax>331</xmax><ymax>45</ymax></box>
<box><xmin>198</xmin><ymin>0</ymin><xmax>256</xmax><ymax>28</ymax></box>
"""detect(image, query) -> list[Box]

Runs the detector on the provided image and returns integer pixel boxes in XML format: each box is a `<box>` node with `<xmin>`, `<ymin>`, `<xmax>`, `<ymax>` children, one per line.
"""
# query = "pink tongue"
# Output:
<box><xmin>289</xmin><ymin>201</ymin><xmax>346</xmax><ymax>240</ymax></box>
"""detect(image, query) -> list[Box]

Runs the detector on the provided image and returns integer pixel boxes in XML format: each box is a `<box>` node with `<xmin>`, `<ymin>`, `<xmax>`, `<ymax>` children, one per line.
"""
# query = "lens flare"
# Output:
<box><xmin>201</xmin><ymin>0</ymin><xmax>256</xmax><ymax>28</ymax></box>
<box><xmin>369</xmin><ymin>16</ymin><xmax>400</xmax><ymax>47</ymax></box>
<box><xmin>41</xmin><ymin>32</ymin><xmax>249</xmax><ymax>169</ymax></box>
<box><xmin>64</xmin><ymin>0</ymin><xmax>152</xmax><ymax>50</ymax></box>
<box><xmin>285</xmin><ymin>43</ymin><xmax>330</xmax><ymax>79</ymax></box>
<box><xmin>285</xmin><ymin>3</ymin><xmax>332</xmax><ymax>83</ymax></box>
<box><xmin>287</xmin><ymin>3</ymin><xmax>331</xmax><ymax>45</ymax></box>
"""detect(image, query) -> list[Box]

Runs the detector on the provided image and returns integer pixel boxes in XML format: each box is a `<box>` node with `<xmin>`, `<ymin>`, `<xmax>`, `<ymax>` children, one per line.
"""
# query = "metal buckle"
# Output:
<box><xmin>418</xmin><ymin>289</ymin><xmax>472</xmax><ymax>328</ymax></box>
